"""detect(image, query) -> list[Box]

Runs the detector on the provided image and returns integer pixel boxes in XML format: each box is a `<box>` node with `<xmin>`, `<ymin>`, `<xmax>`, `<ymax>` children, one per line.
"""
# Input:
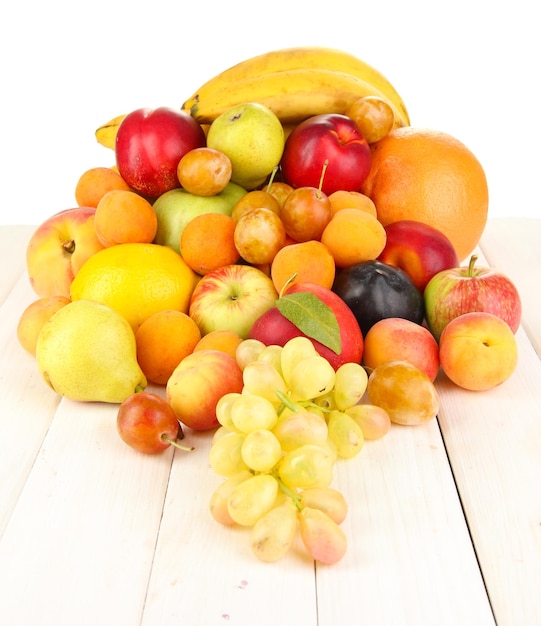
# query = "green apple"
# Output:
<box><xmin>152</xmin><ymin>182</ymin><xmax>247</xmax><ymax>253</ymax></box>
<box><xmin>206</xmin><ymin>103</ymin><xmax>285</xmax><ymax>190</ymax></box>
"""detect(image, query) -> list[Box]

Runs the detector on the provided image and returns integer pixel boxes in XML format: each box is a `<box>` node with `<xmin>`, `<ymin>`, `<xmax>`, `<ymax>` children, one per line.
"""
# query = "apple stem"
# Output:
<box><xmin>317</xmin><ymin>160</ymin><xmax>329</xmax><ymax>198</ymax></box>
<box><xmin>162</xmin><ymin>434</ymin><xmax>195</xmax><ymax>452</ymax></box>
<box><xmin>62</xmin><ymin>239</ymin><xmax>76</xmax><ymax>255</ymax></box>
<box><xmin>468</xmin><ymin>254</ymin><xmax>478</xmax><ymax>277</ymax></box>
<box><xmin>279</xmin><ymin>272</ymin><xmax>298</xmax><ymax>298</ymax></box>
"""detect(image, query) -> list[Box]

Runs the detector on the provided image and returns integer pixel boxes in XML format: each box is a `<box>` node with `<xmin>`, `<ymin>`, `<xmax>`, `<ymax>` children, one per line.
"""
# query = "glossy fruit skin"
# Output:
<box><xmin>115</xmin><ymin>107</ymin><xmax>206</xmax><ymax>199</ymax></box>
<box><xmin>248</xmin><ymin>282</ymin><xmax>363</xmax><ymax>369</ymax></box>
<box><xmin>332</xmin><ymin>260</ymin><xmax>424</xmax><ymax>337</ymax></box>
<box><xmin>117</xmin><ymin>392</ymin><xmax>180</xmax><ymax>454</ymax></box>
<box><xmin>378</xmin><ymin>219</ymin><xmax>460</xmax><ymax>293</ymax></box>
<box><xmin>280</xmin><ymin>114</ymin><xmax>372</xmax><ymax>195</ymax></box>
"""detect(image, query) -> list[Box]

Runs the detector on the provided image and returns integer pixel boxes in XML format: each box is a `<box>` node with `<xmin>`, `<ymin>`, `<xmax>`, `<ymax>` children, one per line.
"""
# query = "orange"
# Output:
<box><xmin>320</xmin><ymin>208</ymin><xmax>387</xmax><ymax>268</ymax></box>
<box><xmin>70</xmin><ymin>243</ymin><xmax>199</xmax><ymax>331</ymax></box>
<box><xmin>180</xmin><ymin>212</ymin><xmax>240</xmax><ymax>275</ymax></box>
<box><xmin>270</xmin><ymin>240</ymin><xmax>335</xmax><ymax>293</ymax></box>
<box><xmin>75</xmin><ymin>166</ymin><xmax>131</xmax><ymax>207</ymax></box>
<box><xmin>361</xmin><ymin>127</ymin><xmax>488</xmax><ymax>261</ymax></box>
<box><xmin>95</xmin><ymin>189</ymin><xmax>158</xmax><ymax>246</ymax></box>
<box><xmin>135</xmin><ymin>310</ymin><xmax>201</xmax><ymax>385</ymax></box>
<box><xmin>193</xmin><ymin>329</ymin><xmax>243</xmax><ymax>359</ymax></box>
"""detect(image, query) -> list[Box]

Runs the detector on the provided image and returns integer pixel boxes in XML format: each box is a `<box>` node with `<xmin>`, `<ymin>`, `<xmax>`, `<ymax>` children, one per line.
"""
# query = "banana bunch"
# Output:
<box><xmin>181</xmin><ymin>46</ymin><xmax>410</xmax><ymax>127</ymax></box>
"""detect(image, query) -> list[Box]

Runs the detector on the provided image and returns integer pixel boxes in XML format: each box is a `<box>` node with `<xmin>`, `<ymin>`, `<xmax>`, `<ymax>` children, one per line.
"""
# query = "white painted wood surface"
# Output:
<box><xmin>0</xmin><ymin>219</ymin><xmax>539</xmax><ymax>626</ymax></box>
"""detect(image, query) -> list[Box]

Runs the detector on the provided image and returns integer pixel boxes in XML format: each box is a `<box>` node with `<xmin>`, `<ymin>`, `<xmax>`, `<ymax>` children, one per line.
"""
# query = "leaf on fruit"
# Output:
<box><xmin>277</xmin><ymin>292</ymin><xmax>342</xmax><ymax>354</ymax></box>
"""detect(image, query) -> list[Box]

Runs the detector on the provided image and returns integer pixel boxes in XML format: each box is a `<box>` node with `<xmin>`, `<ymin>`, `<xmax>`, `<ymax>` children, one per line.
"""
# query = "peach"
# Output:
<box><xmin>166</xmin><ymin>349</ymin><xmax>244</xmax><ymax>431</ymax></box>
<box><xmin>362</xmin><ymin>317</ymin><xmax>440</xmax><ymax>381</ymax></box>
<box><xmin>17</xmin><ymin>295</ymin><xmax>71</xmax><ymax>356</ymax></box>
<box><xmin>439</xmin><ymin>311</ymin><xmax>518</xmax><ymax>391</ymax></box>
<box><xmin>26</xmin><ymin>207</ymin><xmax>105</xmax><ymax>298</ymax></box>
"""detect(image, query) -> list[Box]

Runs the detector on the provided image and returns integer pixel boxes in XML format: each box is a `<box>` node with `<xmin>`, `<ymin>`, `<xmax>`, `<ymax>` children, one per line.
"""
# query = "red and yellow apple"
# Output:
<box><xmin>362</xmin><ymin>317</ymin><xmax>440</xmax><ymax>381</ymax></box>
<box><xmin>280</xmin><ymin>113</ymin><xmax>372</xmax><ymax>195</ymax></box>
<box><xmin>378</xmin><ymin>219</ymin><xmax>460</xmax><ymax>293</ymax></box>
<box><xmin>424</xmin><ymin>255</ymin><xmax>522</xmax><ymax>341</ymax></box>
<box><xmin>166</xmin><ymin>349</ymin><xmax>244</xmax><ymax>430</ymax></box>
<box><xmin>188</xmin><ymin>264</ymin><xmax>278</xmax><ymax>339</ymax></box>
<box><xmin>438</xmin><ymin>311</ymin><xmax>518</xmax><ymax>391</ymax></box>
<box><xmin>249</xmin><ymin>282</ymin><xmax>364</xmax><ymax>369</ymax></box>
<box><xmin>26</xmin><ymin>207</ymin><xmax>105</xmax><ymax>298</ymax></box>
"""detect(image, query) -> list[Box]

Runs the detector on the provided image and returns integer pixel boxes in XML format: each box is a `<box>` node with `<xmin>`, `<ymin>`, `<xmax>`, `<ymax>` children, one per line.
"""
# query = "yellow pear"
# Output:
<box><xmin>35</xmin><ymin>299</ymin><xmax>147</xmax><ymax>403</ymax></box>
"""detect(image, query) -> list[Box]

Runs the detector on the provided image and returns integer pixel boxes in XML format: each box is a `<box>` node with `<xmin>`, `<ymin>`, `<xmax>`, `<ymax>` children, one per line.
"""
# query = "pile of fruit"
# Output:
<box><xmin>16</xmin><ymin>46</ymin><xmax>523</xmax><ymax>565</ymax></box>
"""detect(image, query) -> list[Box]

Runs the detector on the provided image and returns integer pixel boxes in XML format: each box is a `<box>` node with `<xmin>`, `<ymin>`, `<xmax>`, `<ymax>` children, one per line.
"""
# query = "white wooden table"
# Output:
<box><xmin>0</xmin><ymin>219</ymin><xmax>539</xmax><ymax>626</ymax></box>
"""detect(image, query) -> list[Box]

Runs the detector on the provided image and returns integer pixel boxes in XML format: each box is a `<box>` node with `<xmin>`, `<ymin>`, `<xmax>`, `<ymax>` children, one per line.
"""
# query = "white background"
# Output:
<box><xmin>1</xmin><ymin>0</ymin><xmax>538</xmax><ymax>225</ymax></box>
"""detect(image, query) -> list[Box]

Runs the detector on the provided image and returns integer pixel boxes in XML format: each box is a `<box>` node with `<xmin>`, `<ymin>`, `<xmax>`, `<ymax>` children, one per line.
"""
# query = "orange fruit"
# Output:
<box><xmin>135</xmin><ymin>310</ymin><xmax>201</xmax><ymax>385</ymax></box>
<box><xmin>193</xmin><ymin>329</ymin><xmax>243</xmax><ymax>359</ymax></box>
<box><xmin>270</xmin><ymin>240</ymin><xmax>335</xmax><ymax>293</ymax></box>
<box><xmin>361</xmin><ymin>127</ymin><xmax>488</xmax><ymax>261</ymax></box>
<box><xmin>320</xmin><ymin>208</ymin><xmax>387</xmax><ymax>268</ymax></box>
<box><xmin>180</xmin><ymin>212</ymin><xmax>240</xmax><ymax>275</ymax></box>
<box><xmin>75</xmin><ymin>166</ymin><xmax>131</xmax><ymax>207</ymax></box>
<box><xmin>95</xmin><ymin>189</ymin><xmax>158</xmax><ymax>246</ymax></box>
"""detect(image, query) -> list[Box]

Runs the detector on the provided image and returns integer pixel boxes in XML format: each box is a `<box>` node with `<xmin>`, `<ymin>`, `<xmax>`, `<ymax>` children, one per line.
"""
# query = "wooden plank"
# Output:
<box><xmin>0</xmin><ymin>271</ymin><xmax>60</xmax><ymax>538</ymax></box>
<box><xmin>0</xmin><ymin>394</ymin><xmax>173</xmax><ymax>625</ymax></box>
<box><xmin>142</xmin><ymin>429</ymin><xmax>318</xmax><ymax>625</ymax></box>
<box><xmin>315</xmin><ymin>418</ymin><xmax>495</xmax><ymax>625</ymax></box>
<box><xmin>0</xmin><ymin>225</ymin><xmax>34</xmax><ymax>304</ymax></box>
<box><xmin>480</xmin><ymin>217</ymin><xmax>541</xmax><ymax>356</ymax></box>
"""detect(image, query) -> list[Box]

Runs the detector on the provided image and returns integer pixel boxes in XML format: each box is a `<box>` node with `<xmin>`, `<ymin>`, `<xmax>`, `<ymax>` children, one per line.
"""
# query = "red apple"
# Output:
<box><xmin>26</xmin><ymin>207</ymin><xmax>106</xmax><ymax>298</ymax></box>
<box><xmin>378</xmin><ymin>219</ymin><xmax>460</xmax><ymax>293</ymax></box>
<box><xmin>189</xmin><ymin>264</ymin><xmax>278</xmax><ymax>339</ymax></box>
<box><xmin>249</xmin><ymin>282</ymin><xmax>364</xmax><ymax>369</ymax></box>
<box><xmin>166</xmin><ymin>349</ymin><xmax>244</xmax><ymax>431</ymax></box>
<box><xmin>117</xmin><ymin>392</ymin><xmax>194</xmax><ymax>454</ymax></box>
<box><xmin>115</xmin><ymin>107</ymin><xmax>206</xmax><ymax>199</ymax></box>
<box><xmin>439</xmin><ymin>312</ymin><xmax>518</xmax><ymax>391</ymax></box>
<box><xmin>280</xmin><ymin>114</ymin><xmax>372</xmax><ymax>195</ymax></box>
<box><xmin>424</xmin><ymin>255</ymin><xmax>522</xmax><ymax>341</ymax></box>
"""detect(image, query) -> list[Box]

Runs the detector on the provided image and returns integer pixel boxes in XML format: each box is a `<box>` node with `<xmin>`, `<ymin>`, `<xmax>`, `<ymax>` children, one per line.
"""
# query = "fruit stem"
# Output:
<box><xmin>317</xmin><ymin>160</ymin><xmax>329</xmax><ymax>197</ymax></box>
<box><xmin>265</xmin><ymin>166</ymin><xmax>279</xmax><ymax>192</ymax></box>
<box><xmin>162</xmin><ymin>434</ymin><xmax>195</xmax><ymax>452</ymax></box>
<box><xmin>273</xmin><ymin>473</ymin><xmax>304</xmax><ymax>511</ymax></box>
<box><xmin>279</xmin><ymin>273</ymin><xmax>298</xmax><ymax>299</ymax></box>
<box><xmin>467</xmin><ymin>254</ymin><xmax>478</xmax><ymax>277</ymax></box>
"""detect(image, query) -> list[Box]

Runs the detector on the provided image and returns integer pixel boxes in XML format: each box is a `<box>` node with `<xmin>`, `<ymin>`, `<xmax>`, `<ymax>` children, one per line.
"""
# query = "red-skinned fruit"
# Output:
<box><xmin>280</xmin><ymin>113</ymin><xmax>372</xmax><ymax>195</ymax></box>
<box><xmin>117</xmin><ymin>392</ymin><xmax>194</xmax><ymax>455</ymax></box>
<box><xmin>115</xmin><ymin>107</ymin><xmax>206</xmax><ymax>199</ymax></box>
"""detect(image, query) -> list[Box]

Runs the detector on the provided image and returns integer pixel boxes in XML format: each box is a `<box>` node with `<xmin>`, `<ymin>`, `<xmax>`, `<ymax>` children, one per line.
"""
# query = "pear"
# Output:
<box><xmin>35</xmin><ymin>299</ymin><xmax>147</xmax><ymax>403</ymax></box>
<box><xmin>206</xmin><ymin>103</ymin><xmax>285</xmax><ymax>190</ymax></box>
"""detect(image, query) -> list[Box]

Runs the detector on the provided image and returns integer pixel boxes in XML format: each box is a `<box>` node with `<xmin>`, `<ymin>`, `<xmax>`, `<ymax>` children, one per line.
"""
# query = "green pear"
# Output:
<box><xmin>35</xmin><ymin>299</ymin><xmax>147</xmax><ymax>403</ymax></box>
<box><xmin>206</xmin><ymin>103</ymin><xmax>285</xmax><ymax>190</ymax></box>
<box><xmin>152</xmin><ymin>181</ymin><xmax>247</xmax><ymax>253</ymax></box>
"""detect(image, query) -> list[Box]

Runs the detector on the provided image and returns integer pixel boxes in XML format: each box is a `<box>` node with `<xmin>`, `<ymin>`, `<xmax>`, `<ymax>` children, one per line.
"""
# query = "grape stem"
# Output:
<box><xmin>273</xmin><ymin>472</ymin><xmax>304</xmax><ymax>512</ymax></box>
<box><xmin>274</xmin><ymin>389</ymin><xmax>333</xmax><ymax>415</ymax></box>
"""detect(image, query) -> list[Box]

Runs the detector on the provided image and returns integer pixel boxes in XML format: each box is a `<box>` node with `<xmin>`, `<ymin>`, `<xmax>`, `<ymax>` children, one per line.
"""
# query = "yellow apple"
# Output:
<box><xmin>26</xmin><ymin>207</ymin><xmax>105</xmax><ymax>298</ymax></box>
<box><xmin>439</xmin><ymin>311</ymin><xmax>518</xmax><ymax>391</ymax></box>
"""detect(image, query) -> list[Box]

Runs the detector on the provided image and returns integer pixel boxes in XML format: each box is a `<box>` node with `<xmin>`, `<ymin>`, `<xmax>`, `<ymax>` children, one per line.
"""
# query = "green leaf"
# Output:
<box><xmin>276</xmin><ymin>292</ymin><xmax>342</xmax><ymax>354</ymax></box>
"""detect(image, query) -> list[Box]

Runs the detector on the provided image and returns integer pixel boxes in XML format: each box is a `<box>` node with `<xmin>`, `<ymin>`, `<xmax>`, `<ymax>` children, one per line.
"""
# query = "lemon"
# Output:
<box><xmin>70</xmin><ymin>243</ymin><xmax>199</xmax><ymax>330</ymax></box>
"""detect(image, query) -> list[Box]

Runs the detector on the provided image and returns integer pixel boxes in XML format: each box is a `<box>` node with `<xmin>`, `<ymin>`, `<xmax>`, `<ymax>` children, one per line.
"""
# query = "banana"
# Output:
<box><xmin>95</xmin><ymin>114</ymin><xmax>126</xmax><ymax>150</ymax></box>
<box><xmin>182</xmin><ymin>46</ymin><xmax>410</xmax><ymax>126</ymax></box>
<box><xmin>188</xmin><ymin>68</ymin><xmax>408</xmax><ymax>127</ymax></box>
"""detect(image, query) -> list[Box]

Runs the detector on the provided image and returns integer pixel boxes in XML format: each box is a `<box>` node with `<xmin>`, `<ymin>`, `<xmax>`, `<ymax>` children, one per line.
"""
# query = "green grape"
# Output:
<box><xmin>236</xmin><ymin>338</ymin><xmax>266</xmax><ymax>370</ymax></box>
<box><xmin>242</xmin><ymin>360</ymin><xmax>287</xmax><ymax>407</ymax></box>
<box><xmin>227</xmin><ymin>473</ymin><xmax>279</xmax><ymax>526</ymax></box>
<box><xmin>327</xmin><ymin>409</ymin><xmax>364</xmax><ymax>459</ymax></box>
<box><xmin>250</xmin><ymin>499</ymin><xmax>298</xmax><ymax>562</ymax></box>
<box><xmin>278</xmin><ymin>444</ymin><xmax>334</xmax><ymax>490</ymax></box>
<box><xmin>257</xmin><ymin>344</ymin><xmax>284</xmax><ymax>376</ymax></box>
<box><xmin>241</xmin><ymin>429</ymin><xmax>282</xmax><ymax>472</ymax></box>
<box><xmin>333</xmin><ymin>362</ymin><xmax>369</xmax><ymax>410</ymax></box>
<box><xmin>272</xmin><ymin>409</ymin><xmax>328</xmax><ymax>451</ymax></box>
<box><xmin>366</xmin><ymin>360</ymin><xmax>439</xmax><ymax>425</ymax></box>
<box><xmin>298</xmin><ymin>506</ymin><xmax>347</xmax><ymax>565</ymax></box>
<box><xmin>215</xmin><ymin>392</ymin><xmax>242</xmax><ymax>430</ymax></box>
<box><xmin>230</xmin><ymin>394</ymin><xmax>278</xmax><ymax>433</ymax></box>
<box><xmin>345</xmin><ymin>404</ymin><xmax>391</xmax><ymax>440</ymax></box>
<box><xmin>209</xmin><ymin>431</ymin><xmax>248</xmax><ymax>476</ymax></box>
<box><xmin>299</xmin><ymin>487</ymin><xmax>348</xmax><ymax>524</ymax></box>
<box><xmin>280</xmin><ymin>336</ymin><xmax>318</xmax><ymax>388</ymax></box>
<box><xmin>312</xmin><ymin>390</ymin><xmax>337</xmax><ymax>412</ymax></box>
<box><xmin>289</xmin><ymin>355</ymin><xmax>336</xmax><ymax>401</ymax></box>
<box><xmin>209</xmin><ymin>470</ymin><xmax>253</xmax><ymax>525</ymax></box>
